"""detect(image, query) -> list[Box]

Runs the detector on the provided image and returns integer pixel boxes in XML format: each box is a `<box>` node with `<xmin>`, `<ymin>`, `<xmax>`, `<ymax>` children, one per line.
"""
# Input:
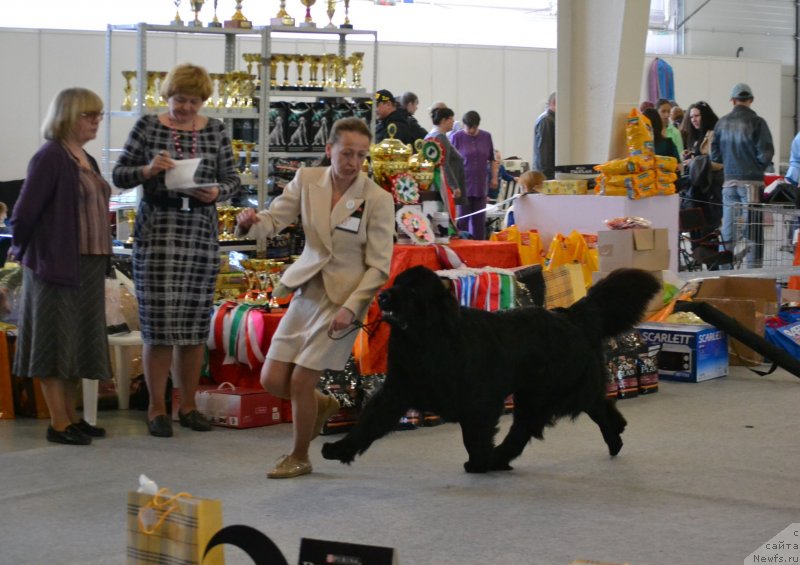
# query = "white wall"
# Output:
<box><xmin>0</xmin><ymin>27</ymin><xmax>783</xmax><ymax>180</ymax></box>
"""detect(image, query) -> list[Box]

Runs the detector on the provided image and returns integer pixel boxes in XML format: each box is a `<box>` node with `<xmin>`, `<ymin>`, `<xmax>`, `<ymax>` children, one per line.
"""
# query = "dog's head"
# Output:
<box><xmin>378</xmin><ymin>266</ymin><xmax>459</xmax><ymax>331</ymax></box>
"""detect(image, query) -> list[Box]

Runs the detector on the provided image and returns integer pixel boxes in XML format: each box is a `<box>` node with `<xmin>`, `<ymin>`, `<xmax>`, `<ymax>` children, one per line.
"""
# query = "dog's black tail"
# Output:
<box><xmin>568</xmin><ymin>268</ymin><xmax>661</xmax><ymax>339</ymax></box>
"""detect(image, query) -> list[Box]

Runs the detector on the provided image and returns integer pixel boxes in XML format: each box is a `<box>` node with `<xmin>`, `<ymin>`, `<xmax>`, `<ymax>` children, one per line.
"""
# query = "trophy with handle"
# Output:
<box><xmin>299</xmin><ymin>0</ymin><xmax>317</xmax><ymax>28</ymax></box>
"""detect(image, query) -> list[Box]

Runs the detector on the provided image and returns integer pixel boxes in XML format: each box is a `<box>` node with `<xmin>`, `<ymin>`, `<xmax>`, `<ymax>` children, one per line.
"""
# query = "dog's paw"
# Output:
<box><xmin>321</xmin><ymin>441</ymin><xmax>355</xmax><ymax>464</ymax></box>
<box><xmin>607</xmin><ymin>437</ymin><xmax>623</xmax><ymax>457</ymax></box>
<box><xmin>489</xmin><ymin>460</ymin><xmax>514</xmax><ymax>472</ymax></box>
<box><xmin>463</xmin><ymin>460</ymin><xmax>490</xmax><ymax>474</ymax></box>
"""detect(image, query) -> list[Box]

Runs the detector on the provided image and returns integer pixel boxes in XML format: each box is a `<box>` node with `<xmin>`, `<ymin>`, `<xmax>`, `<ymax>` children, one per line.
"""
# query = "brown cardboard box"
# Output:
<box><xmin>693</xmin><ymin>277</ymin><xmax>778</xmax><ymax>366</ymax></box>
<box><xmin>597</xmin><ymin>228</ymin><xmax>670</xmax><ymax>272</ymax></box>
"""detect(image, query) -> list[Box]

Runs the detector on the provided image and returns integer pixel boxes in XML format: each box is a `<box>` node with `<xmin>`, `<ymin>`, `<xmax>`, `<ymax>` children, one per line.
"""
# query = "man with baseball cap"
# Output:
<box><xmin>710</xmin><ymin>82</ymin><xmax>774</xmax><ymax>268</ymax></box>
<box><xmin>373</xmin><ymin>88</ymin><xmax>426</xmax><ymax>145</ymax></box>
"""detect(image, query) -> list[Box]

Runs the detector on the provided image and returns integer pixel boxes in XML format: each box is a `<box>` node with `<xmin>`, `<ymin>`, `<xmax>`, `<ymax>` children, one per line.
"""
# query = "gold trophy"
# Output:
<box><xmin>349</xmin><ymin>51</ymin><xmax>365</xmax><ymax>90</ymax></box>
<box><xmin>340</xmin><ymin>0</ymin><xmax>353</xmax><ymax>29</ymax></box>
<box><xmin>125</xmin><ymin>209</ymin><xmax>136</xmax><ymax>244</ymax></box>
<box><xmin>188</xmin><ymin>0</ymin><xmax>204</xmax><ymax>27</ymax></box>
<box><xmin>171</xmin><ymin>0</ymin><xmax>184</xmax><ymax>26</ymax></box>
<box><xmin>243</xmin><ymin>142</ymin><xmax>256</xmax><ymax>181</ymax></box>
<box><xmin>231</xmin><ymin>140</ymin><xmax>244</xmax><ymax>173</ymax></box>
<box><xmin>121</xmin><ymin>70</ymin><xmax>136</xmax><ymax>110</ymax></box>
<box><xmin>277</xmin><ymin>54</ymin><xmax>292</xmax><ymax>89</ymax></box>
<box><xmin>208</xmin><ymin>0</ymin><xmax>222</xmax><ymax>27</ymax></box>
<box><xmin>308</xmin><ymin>55</ymin><xmax>322</xmax><ymax>90</ymax></box>
<box><xmin>325</xmin><ymin>0</ymin><xmax>336</xmax><ymax>28</ymax></box>
<box><xmin>225</xmin><ymin>0</ymin><xmax>252</xmax><ymax>28</ymax></box>
<box><xmin>293</xmin><ymin>54</ymin><xmax>307</xmax><ymax>89</ymax></box>
<box><xmin>299</xmin><ymin>0</ymin><xmax>317</xmax><ymax>28</ymax></box>
<box><xmin>271</xmin><ymin>0</ymin><xmax>295</xmax><ymax>26</ymax></box>
<box><xmin>269</xmin><ymin>55</ymin><xmax>279</xmax><ymax>90</ymax></box>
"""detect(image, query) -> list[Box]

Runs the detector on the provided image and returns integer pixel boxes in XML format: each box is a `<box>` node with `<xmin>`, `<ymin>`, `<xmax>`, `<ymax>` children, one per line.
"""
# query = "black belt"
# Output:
<box><xmin>142</xmin><ymin>193</ymin><xmax>215</xmax><ymax>211</ymax></box>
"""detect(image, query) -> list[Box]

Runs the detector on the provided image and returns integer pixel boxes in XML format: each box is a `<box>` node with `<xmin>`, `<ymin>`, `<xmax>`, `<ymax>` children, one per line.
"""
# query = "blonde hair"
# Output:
<box><xmin>41</xmin><ymin>88</ymin><xmax>103</xmax><ymax>141</ymax></box>
<box><xmin>518</xmin><ymin>170</ymin><xmax>545</xmax><ymax>192</ymax></box>
<box><xmin>160</xmin><ymin>63</ymin><xmax>213</xmax><ymax>102</ymax></box>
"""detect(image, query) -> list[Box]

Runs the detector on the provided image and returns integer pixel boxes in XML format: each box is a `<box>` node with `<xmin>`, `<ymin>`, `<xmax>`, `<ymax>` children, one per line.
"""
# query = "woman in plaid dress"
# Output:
<box><xmin>113</xmin><ymin>64</ymin><xmax>240</xmax><ymax>438</ymax></box>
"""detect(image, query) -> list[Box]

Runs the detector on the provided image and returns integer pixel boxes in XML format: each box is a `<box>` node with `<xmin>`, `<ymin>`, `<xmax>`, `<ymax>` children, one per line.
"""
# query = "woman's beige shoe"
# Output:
<box><xmin>312</xmin><ymin>393</ymin><xmax>341</xmax><ymax>440</ymax></box>
<box><xmin>267</xmin><ymin>455</ymin><xmax>313</xmax><ymax>479</ymax></box>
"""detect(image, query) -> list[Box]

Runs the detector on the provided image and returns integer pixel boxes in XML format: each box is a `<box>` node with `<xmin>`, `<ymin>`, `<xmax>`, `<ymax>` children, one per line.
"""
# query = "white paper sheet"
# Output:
<box><xmin>164</xmin><ymin>158</ymin><xmax>217</xmax><ymax>191</ymax></box>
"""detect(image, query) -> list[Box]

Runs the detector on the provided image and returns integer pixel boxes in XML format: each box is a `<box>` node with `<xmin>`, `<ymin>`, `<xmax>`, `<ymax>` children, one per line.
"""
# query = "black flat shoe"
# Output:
<box><xmin>147</xmin><ymin>415</ymin><xmax>173</xmax><ymax>438</ymax></box>
<box><xmin>47</xmin><ymin>425</ymin><xmax>92</xmax><ymax>446</ymax></box>
<box><xmin>74</xmin><ymin>418</ymin><xmax>106</xmax><ymax>438</ymax></box>
<box><xmin>178</xmin><ymin>409</ymin><xmax>212</xmax><ymax>431</ymax></box>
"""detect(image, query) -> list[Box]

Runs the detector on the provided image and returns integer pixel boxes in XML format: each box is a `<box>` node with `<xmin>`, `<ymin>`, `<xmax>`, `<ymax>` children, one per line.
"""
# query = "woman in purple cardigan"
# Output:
<box><xmin>12</xmin><ymin>88</ymin><xmax>112</xmax><ymax>445</ymax></box>
<box><xmin>449</xmin><ymin>110</ymin><xmax>498</xmax><ymax>239</ymax></box>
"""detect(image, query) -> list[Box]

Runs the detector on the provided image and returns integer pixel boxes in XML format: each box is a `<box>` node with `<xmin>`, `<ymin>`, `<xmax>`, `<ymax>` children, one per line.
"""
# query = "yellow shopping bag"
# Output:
<box><xmin>126</xmin><ymin>488</ymin><xmax>224</xmax><ymax>565</ymax></box>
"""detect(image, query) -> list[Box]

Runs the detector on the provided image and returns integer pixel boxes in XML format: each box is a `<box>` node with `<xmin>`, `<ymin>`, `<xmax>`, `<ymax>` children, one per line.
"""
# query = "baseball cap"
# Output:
<box><xmin>730</xmin><ymin>82</ymin><xmax>753</xmax><ymax>99</ymax></box>
<box><xmin>375</xmin><ymin>89</ymin><xmax>394</xmax><ymax>103</ymax></box>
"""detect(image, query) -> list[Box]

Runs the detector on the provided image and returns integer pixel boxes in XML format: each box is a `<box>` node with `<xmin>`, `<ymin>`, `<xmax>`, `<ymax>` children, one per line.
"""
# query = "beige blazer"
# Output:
<box><xmin>242</xmin><ymin>167</ymin><xmax>395</xmax><ymax>316</ymax></box>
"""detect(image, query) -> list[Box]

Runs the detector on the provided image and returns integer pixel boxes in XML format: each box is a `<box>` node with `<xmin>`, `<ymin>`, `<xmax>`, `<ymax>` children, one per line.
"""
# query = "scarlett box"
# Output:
<box><xmin>197</xmin><ymin>383</ymin><xmax>282</xmax><ymax>428</ymax></box>
<box><xmin>636</xmin><ymin>322</ymin><xmax>728</xmax><ymax>383</ymax></box>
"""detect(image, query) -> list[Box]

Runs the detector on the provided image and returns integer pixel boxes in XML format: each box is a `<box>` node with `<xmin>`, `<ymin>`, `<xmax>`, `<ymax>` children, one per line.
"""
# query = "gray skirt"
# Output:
<box><xmin>13</xmin><ymin>255</ymin><xmax>111</xmax><ymax>381</ymax></box>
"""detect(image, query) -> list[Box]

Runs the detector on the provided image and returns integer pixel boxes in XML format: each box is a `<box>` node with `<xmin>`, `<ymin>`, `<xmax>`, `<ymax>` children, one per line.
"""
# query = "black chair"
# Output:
<box><xmin>678</xmin><ymin>207</ymin><xmax>733</xmax><ymax>271</ymax></box>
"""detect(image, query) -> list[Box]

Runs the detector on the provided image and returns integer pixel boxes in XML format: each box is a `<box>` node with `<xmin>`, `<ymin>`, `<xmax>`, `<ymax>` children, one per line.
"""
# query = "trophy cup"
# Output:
<box><xmin>125</xmin><ymin>209</ymin><xmax>136</xmax><ymax>244</ymax></box>
<box><xmin>144</xmin><ymin>71</ymin><xmax>159</xmax><ymax>108</ymax></box>
<box><xmin>271</xmin><ymin>0</ymin><xmax>295</xmax><ymax>26</ymax></box>
<box><xmin>299</xmin><ymin>0</ymin><xmax>317</xmax><ymax>28</ymax></box>
<box><xmin>224</xmin><ymin>0</ymin><xmax>252</xmax><ymax>28</ymax></box>
<box><xmin>188</xmin><ymin>0</ymin><xmax>204</xmax><ymax>27</ymax></box>
<box><xmin>349</xmin><ymin>52</ymin><xmax>364</xmax><ymax>90</ymax></box>
<box><xmin>208</xmin><ymin>0</ymin><xmax>222</xmax><ymax>26</ymax></box>
<box><xmin>243</xmin><ymin>142</ymin><xmax>256</xmax><ymax>182</ymax></box>
<box><xmin>325</xmin><ymin>0</ymin><xmax>336</xmax><ymax>28</ymax></box>
<box><xmin>340</xmin><ymin>0</ymin><xmax>353</xmax><ymax>29</ymax></box>
<box><xmin>231</xmin><ymin>140</ymin><xmax>244</xmax><ymax>173</ymax></box>
<box><xmin>308</xmin><ymin>55</ymin><xmax>322</xmax><ymax>90</ymax></box>
<box><xmin>278</xmin><ymin>54</ymin><xmax>292</xmax><ymax>89</ymax></box>
<box><xmin>269</xmin><ymin>55</ymin><xmax>279</xmax><ymax>90</ymax></box>
<box><xmin>121</xmin><ymin>70</ymin><xmax>136</xmax><ymax>110</ymax></box>
<box><xmin>293</xmin><ymin>54</ymin><xmax>307</xmax><ymax>89</ymax></box>
<box><xmin>171</xmin><ymin>0</ymin><xmax>184</xmax><ymax>25</ymax></box>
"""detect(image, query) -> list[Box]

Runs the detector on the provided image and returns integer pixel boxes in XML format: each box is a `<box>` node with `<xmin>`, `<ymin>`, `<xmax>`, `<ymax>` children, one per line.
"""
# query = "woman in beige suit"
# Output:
<box><xmin>236</xmin><ymin>117</ymin><xmax>395</xmax><ymax>478</ymax></box>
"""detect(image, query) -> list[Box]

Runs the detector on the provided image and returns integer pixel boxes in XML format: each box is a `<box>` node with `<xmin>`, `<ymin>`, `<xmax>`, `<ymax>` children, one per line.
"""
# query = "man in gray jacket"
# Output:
<box><xmin>710</xmin><ymin>82</ymin><xmax>774</xmax><ymax>268</ymax></box>
<box><xmin>533</xmin><ymin>92</ymin><xmax>556</xmax><ymax>180</ymax></box>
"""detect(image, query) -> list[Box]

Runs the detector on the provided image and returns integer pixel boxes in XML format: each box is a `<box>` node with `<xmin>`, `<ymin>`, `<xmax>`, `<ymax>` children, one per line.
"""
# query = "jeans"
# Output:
<box><xmin>719</xmin><ymin>182</ymin><xmax>763</xmax><ymax>269</ymax></box>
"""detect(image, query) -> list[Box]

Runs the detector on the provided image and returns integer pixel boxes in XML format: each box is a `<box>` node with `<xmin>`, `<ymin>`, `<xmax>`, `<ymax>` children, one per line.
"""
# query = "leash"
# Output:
<box><xmin>327</xmin><ymin>316</ymin><xmax>387</xmax><ymax>341</ymax></box>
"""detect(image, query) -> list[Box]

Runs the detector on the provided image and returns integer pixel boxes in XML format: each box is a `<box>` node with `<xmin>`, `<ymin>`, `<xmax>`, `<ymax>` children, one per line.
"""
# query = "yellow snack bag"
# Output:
<box><xmin>626</xmin><ymin>108</ymin><xmax>654</xmax><ymax>156</ymax></box>
<box><xmin>604</xmin><ymin>169</ymin><xmax>656</xmax><ymax>189</ymax></box>
<box><xmin>655</xmin><ymin>155</ymin><xmax>678</xmax><ymax>172</ymax></box>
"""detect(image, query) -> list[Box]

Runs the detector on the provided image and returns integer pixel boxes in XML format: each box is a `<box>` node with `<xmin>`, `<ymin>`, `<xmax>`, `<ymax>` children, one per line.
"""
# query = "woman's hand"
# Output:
<box><xmin>329</xmin><ymin>307</ymin><xmax>355</xmax><ymax>334</ymax></box>
<box><xmin>143</xmin><ymin>150</ymin><xmax>175</xmax><ymax>180</ymax></box>
<box><xmin>236</xmin><ymin>208</ymin><xmax>260</xmax><ymax>231</ymax></box>
<box><xmin>191</xmin><ymin>186</ymin><xmax>220</xmax><ymax>203</ymax></box>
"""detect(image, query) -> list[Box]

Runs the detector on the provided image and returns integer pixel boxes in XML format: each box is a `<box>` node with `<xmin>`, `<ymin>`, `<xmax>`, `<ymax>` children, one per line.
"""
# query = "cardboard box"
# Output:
<box><xmin>637</xmin><ymin>322</ymin><xmax>728</xmax><ymax>382</ymax></box>
<box><xmin>597</xmin><ymin>228</ymin><xmax>670</xmax><ymax>272</ymax></box>
<box><xmin>693</xmin><ymin>277</ymin><xmax>778</xmax><ymax>366</ymax></box>
<box><xmin>198</xmin><ymin>385</ymin><xmax>283</xmax><ymax>428</ymax></box>
<box><xmin>172</xmin><ymin>384</ymin><xmax>283</xmax><ymax>428</ymax></box>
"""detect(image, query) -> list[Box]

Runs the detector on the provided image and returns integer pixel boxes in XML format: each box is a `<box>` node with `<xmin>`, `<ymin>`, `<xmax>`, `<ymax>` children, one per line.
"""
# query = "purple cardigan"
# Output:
<box><xmin>12</xmin><ymin>141</ymin><xmax>87</xmax><ymax>287</ymax></box>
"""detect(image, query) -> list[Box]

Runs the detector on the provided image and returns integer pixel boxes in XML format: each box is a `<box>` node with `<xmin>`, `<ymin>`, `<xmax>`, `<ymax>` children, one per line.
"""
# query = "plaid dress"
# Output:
<box><xmin>112</xmin><ymin>115</ymin><xmax>240</xmax><ymax>345</ymax></box>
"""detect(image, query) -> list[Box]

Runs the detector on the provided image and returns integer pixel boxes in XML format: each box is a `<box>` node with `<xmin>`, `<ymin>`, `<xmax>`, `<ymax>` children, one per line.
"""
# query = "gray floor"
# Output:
<box><xmin>1</xmin><ymin>366</ymin><xmax>798</xmax><ymax>565</ymax></box>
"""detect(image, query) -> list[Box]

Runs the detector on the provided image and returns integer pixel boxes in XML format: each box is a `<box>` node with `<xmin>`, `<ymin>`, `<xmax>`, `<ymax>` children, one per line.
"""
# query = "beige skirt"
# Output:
<box><xmin>266</xmin><ymin>274</ymin><xmax>363</xmax><ymax>371</ymax></box>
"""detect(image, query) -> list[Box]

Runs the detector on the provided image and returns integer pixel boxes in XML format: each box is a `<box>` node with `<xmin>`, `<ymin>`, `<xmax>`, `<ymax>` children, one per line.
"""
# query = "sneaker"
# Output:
<box><xmin>267</xmin><ymin>454</ymin><xmax>312</xmax><ymax>479</ymax></box>
<box><xmin>178</xmin><ymin>409</ymin><xmax>212</xmax><ymax>431</ymax></box>
<box><xmin>312</xmin><ymin>394</ymin><xmax>340</xmax><ymax>440</ymax></box>
<box><xmin>47</xmin><ymin>424</ymin><xmax>92</xmax><ymax>445</ymax></box>
<box><xmin>74</xmin><ymin>418</ymin><xmax>106</xmax><ymax>438</ymax></box>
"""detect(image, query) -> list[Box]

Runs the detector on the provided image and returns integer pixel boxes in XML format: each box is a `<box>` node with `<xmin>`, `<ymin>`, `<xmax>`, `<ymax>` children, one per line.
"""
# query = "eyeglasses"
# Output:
<box><xmin>80</xmin><ymin>111</ymin><xmax>104</xmax><ymax>121</ymax></box>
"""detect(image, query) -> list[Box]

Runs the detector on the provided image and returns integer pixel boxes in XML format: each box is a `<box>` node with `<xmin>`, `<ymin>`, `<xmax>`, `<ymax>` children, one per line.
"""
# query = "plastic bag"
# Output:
<box><xmin>626</xmin><ymin>108</ymin><xmax>654</xmax><ymax>156</ymax></box>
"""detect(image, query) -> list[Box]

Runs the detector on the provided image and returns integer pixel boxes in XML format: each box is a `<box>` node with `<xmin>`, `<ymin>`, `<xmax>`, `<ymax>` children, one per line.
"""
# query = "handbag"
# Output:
<box><xmin>126</xmin><ymin>488</ymin><xmax>224</xmax><ymax>565</ymax></box>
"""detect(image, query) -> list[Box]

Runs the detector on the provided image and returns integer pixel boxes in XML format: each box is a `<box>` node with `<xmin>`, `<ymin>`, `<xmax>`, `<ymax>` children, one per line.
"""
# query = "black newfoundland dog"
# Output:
<box><xmin>322</xmin><ymin>265</ymin><xmax>660</xmax><ymax>473</ymax></box>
